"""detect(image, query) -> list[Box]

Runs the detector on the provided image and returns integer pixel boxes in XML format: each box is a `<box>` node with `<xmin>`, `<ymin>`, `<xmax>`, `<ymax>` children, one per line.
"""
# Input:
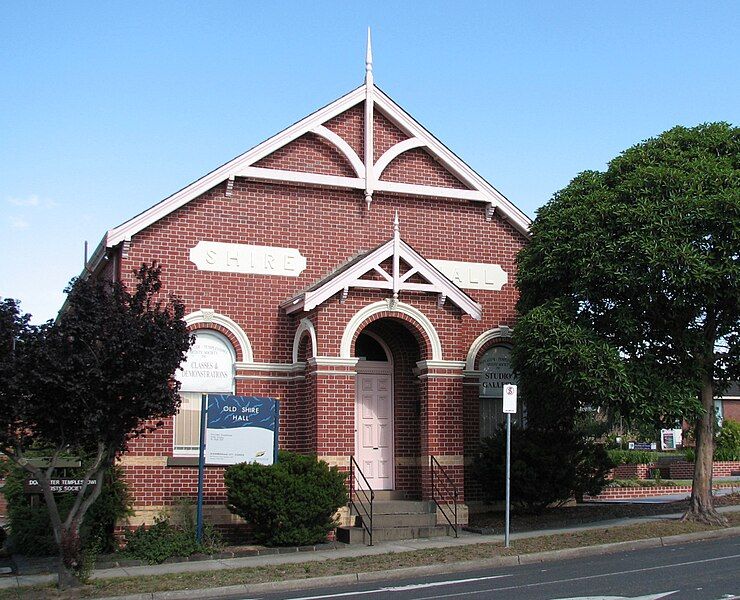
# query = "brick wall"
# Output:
<box><xmin>107</xmin><ymin>101</ymin><xmax>525</xmax><ymax>525</ymax></box>
<box><xmin>723</xmin><ymin>402</ymin><xmax>740</xmax><ymax>422</ymax></box>
<box><xmin>587</xmin><ymin>482</ymin><xmax>739</xmax><ymax>501</ymax></box>
<box><xmin>669</xmin><ymin>461</ymin><xmax>740</xmax><ymax>479</ymax></box>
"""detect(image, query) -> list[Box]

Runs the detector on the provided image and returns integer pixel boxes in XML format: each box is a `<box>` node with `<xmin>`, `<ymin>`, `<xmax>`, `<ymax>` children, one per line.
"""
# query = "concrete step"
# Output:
<box><xmin>336</xmin><ymin>524</ymin><xmax>453</xmax><ymax>545</ymax></box>
<box><xmin>372</xmin><ymin>490</ymin><xmax>408</xmax><ymax>501</ymax></box>
<box><xmin>352</xmin><ymin>512</ymin><xmax>437</xmax><ymax>529</ymax></box>
<box><xmin>350</xmin><ymin>500</ymin><xmax>435</xmax><ymax>515</ymax></box>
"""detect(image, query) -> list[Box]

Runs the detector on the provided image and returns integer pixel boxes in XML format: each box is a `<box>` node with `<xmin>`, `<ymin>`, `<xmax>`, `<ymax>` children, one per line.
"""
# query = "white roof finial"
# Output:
<box><xmin>365</xmin><ymin>27</ymin><xmax>373</xmax><ymax>81</ymax></box>
<box><xmin>393</xmin><ymin>210</ymin><xmax>400</xmax><ymax>237</ymax></box>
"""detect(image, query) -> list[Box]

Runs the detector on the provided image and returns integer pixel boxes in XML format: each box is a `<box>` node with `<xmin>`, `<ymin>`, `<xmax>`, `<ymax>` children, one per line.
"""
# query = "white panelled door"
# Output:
<box><xmin>355</xmin><ymin>370</ymin><xmax>394</xmax><ymax>490</ymax></box>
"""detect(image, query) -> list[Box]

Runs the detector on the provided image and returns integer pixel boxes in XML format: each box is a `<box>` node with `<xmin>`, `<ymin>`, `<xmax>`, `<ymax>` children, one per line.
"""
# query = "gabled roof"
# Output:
<box><xmin>280</xmin><ymin>215</ymin><xmax>483</xmax><ymax>320</ymax></box>
<box><xmin>89</xmin><ymin>39</ymin><xmax>532</xmax><ymax>278</ymax></box>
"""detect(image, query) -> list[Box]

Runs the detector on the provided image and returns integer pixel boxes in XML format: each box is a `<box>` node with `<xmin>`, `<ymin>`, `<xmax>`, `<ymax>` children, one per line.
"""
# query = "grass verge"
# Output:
<box><xmin>1</xmin><ymin>513</ymin><xmax>738</xmax><ymax>600</ymax></box>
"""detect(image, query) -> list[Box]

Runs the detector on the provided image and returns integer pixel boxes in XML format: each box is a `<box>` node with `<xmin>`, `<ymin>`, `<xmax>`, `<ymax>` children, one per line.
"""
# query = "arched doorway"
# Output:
<box><xmin>353</xmin><ymin>319</ymin><xmax>424</xmax><ymax>496</ymax></box>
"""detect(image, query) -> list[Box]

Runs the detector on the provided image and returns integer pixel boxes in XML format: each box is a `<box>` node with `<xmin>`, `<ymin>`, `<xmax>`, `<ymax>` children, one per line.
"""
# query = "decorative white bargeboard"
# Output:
<box><xmin>189</xmin><ymin>241</ymin><xmax>307</xmax><ymax>276</ymax></box>
<box><xmin>429</xmin><ymin>259</ymin><xmax>508</xmax><ymax>291</ymax></box>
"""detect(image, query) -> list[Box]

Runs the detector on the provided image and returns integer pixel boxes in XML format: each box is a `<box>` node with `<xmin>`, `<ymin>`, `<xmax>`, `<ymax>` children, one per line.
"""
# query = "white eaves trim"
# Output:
<box><xmin>106</xmin><ymin>85</ymin><xmax>366</xmax><ymax>247</ymax></box>
<box><xmin>103</xmin><ymin>83</ymin><xmax>531</xmax><ymax>252</ymax></box>
<box><xmin>282</xmin><ymin>233</ymin><xmax>483</xmax><ymax>320</ymax></box>
<box><xmin>372</xmin><ymin>87</ymin><xmax>531</xmax><ymax>234</ymax></box>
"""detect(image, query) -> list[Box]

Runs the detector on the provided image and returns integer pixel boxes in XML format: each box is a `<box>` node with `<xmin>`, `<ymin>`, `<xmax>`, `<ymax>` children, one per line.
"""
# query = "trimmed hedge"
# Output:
<box><xmin>224</xmin><ymin>451</ymin><xmax>347</xmax><ymax>546</ymax></box>
<box><xmin>606</xmin><ymin>450</ymin><xmax>692</xmax><ymax>465</ymax></box>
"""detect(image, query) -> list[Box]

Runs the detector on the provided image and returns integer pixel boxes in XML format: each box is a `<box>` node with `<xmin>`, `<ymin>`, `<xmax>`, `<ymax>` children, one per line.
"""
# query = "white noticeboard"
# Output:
<box><xmin>502</xmin><ymin>384</ymin><xmax>517</xmax><ymax>414</ymax></box>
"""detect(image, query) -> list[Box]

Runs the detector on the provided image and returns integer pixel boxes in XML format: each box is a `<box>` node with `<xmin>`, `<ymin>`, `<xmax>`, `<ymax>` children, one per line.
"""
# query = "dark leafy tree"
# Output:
<box><xmin>0</xmin><ymin>264</ymin><xmax>192</xmax><ymax>588</ymax></box>
<box><xmin>514</xmin><ymin>122</ymin><xmax>740</xmax><ymax>525</ymax></box>
<box><xmin>473</xmin><ymin>426</ymin><xmax>613</xmax><ymax>513</ymax></box>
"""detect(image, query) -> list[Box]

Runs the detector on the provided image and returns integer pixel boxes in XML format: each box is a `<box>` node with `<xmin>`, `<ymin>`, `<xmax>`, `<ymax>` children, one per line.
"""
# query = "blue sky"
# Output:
<box><xmin>1</xmin><ymin>1</ymin><xmax>738</xmax><ymax>322</ymax></box>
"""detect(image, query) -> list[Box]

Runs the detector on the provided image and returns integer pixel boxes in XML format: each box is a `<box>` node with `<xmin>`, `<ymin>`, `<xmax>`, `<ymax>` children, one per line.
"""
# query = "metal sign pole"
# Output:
<box><xmin>196</xmin><ymin>393</ymin><xmax>207</xmax><ymax>544</ymax></box>
<box><xmin>502</xmin><ymin>383</ymin><xmax>517</xmax><ymax>549</ymax></box>
<box><xmin>505</xmin><ymin>411</ymin><xmax>511</xmax><ymax>548</ymax></box>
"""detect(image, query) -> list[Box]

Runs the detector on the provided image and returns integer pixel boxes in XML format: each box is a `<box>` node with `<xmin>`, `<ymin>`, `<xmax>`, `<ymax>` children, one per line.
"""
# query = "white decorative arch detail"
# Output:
<box><xmin>311</xmin><ymin>125</ymin><xmax>366</xmax><ymax>178</ymax></box>
<box><xmin>292</xmin><ymin>318</ymin><xmax>318</xmax><ymax>363</ymax></box>
<box><xmin>374</xmin><ymin>137</ymin><xmax>425</xmax><ymax>178</ymax></box>
<box><xmin>465</xmin><ymin>326</ymin><xmax>512</xmax><ymax>371</ymax></box>
<box><xmin>340</xmin><ymin>300</ymin><xmax>443</xmax><ymax>361</ymax></box>
<box><xmin>184</xmin><ymin>309</ymin><xmax>254</xmax><ymax>363</ymax></box>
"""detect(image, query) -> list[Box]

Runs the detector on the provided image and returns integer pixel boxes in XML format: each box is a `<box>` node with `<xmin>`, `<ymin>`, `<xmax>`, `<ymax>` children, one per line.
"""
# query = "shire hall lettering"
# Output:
<box><xmin>189</xmin><ymin>241</ymin><xmax>307</xmax><ymax>276</ymax></box>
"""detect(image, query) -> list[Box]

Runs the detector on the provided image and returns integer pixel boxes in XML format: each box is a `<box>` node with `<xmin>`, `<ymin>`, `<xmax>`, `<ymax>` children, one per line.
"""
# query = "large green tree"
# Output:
<box><xmin>0</xmin><ymin>264</ymin><xmax>192</xmax><ymax>588</ymax></box>
<box><xmin>514</xmin><ymin>122</ymin><xmax>739</xmax><ymax>524</ymax></box>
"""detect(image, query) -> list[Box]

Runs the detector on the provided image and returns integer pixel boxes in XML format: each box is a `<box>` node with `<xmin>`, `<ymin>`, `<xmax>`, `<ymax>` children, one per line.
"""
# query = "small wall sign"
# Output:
<box><xmin>479</xmin><ymin>346</ymin><xmax>515</xmax><ymax>398</ymax></box>
<box><xmin>178</xmin><ymin>332</ymin><xmax>234</xmax><ymax>393</ymax></box>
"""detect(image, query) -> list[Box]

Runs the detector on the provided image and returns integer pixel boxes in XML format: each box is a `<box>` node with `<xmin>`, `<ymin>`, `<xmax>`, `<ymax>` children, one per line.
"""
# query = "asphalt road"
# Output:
<box><xmin>236</xmin><ymin>536</ymin><xmax>740</xmax><ymax>600</ymax></box>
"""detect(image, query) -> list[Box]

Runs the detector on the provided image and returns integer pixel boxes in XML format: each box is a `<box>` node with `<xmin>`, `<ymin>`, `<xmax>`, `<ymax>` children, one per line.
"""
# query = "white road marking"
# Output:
<box><xmin>407</xmin><ymin>553</ymin><xmax>740</xmax><ymax>600</ymax></box>
<box><xmin>550</xmin><ymin>593</ymin><xmax>677</xmax><ymax>600</ymax></box>
<box><xmin>280</xmin><ymin>574</ymin><xmax>512</xmax><ymax>599</ymax></box>
<box><xmin>257</xmin><ymin>551</ymin><xmax>740</xmax><ymax>600</ymax></box>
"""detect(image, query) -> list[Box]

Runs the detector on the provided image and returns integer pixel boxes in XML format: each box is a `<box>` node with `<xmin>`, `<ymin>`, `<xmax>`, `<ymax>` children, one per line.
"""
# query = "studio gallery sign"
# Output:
<box><xmin>479</xmin><ymin>346</ymin><xmax>516</xmax><ymax>398</ymax></box>
<box><xmin>189</xmin><ymin>241</ymin><xmax>307</xmax><ymax>276</ymax></box>
<box><xmin>205</xmin><ymin>395</ymin><xmax>279</xmax><ymax>465</ymax></box>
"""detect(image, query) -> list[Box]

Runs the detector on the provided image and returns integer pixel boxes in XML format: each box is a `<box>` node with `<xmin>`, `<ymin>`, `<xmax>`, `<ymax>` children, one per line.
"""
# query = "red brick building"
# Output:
<box><xmin>85</xmin><ymin>40</ymin><xmax>531</xmax><ymax>532</ymax></box>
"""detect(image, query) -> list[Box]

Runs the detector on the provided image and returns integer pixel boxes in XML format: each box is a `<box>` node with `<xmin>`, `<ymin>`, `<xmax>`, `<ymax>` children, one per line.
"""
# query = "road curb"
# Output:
<box><xmin>92</xmin><ymin>526</ymin><xmax>740</xmax><ymax>600</ymax></box>
<box><xmin>660</xmin><ymin>525</ymin><xmax>740</xmax><ymax>546</ymax></box>
<box><xmin>517</xmin><ymin>536</ymin><xmax>662</xmax><ymax>564</ymax></box>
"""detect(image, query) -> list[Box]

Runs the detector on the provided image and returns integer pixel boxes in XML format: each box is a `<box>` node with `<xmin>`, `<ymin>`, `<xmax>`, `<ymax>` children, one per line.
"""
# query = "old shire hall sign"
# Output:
<box><xmin>189</xmin><ymin>241</ymin><xmax>507</xmax><ymax>291</ymax></box>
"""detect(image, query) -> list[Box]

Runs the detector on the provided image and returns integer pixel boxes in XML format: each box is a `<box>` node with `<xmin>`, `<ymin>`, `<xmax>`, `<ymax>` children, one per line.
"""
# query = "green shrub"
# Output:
<box><xmin>122</xmin><ymin>499</ymin><xmax>221</xmax><ymax>564</ymax></box>
<box><xmin>472</xmin><ymin>427</ymin><xmax>614</xmax><ymax>513</ymax></box>
<box><xmin>224</xmin><ymin>451</ymin><xmax>348</xmax><ymax>546</ymax></box>
<box><xmin>4</xmin><ymin>464</ymin><xmax>131</xmax><ymax>556</ymax></box>
<box><xmin>607</xmin><ymin>450</ymin><xmax>661</xmax><ymax>465</ymax></box>
<box><xmin>715</xmin><ymin>420</ymin><xmax>740</xmax><ymax>461</ymax></box>
<box><xmin>683</xmin><ymin>420</ymin><xmax>740</xmax><ymax>463</ymax></box>
<box><xmin>608</xmin><ymin>479</ymin><xmax>681</xmax><ymax>488</ymax></box>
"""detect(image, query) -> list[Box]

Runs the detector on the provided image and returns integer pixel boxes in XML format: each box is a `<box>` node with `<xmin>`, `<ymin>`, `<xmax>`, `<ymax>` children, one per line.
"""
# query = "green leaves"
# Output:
<box><xmin>0</xmin><ymin>263</ymin><xmax>193</xmax><ymax>461</ymax></box>
<box><xmin>224</xmin><ymin>452</ymin><xmax>348</xmax><ymax>546</ymax></box>
<box><xmin>515</xmin><ymin>122</ymin><xmax>740</xmax><ymax>427</ymax></box>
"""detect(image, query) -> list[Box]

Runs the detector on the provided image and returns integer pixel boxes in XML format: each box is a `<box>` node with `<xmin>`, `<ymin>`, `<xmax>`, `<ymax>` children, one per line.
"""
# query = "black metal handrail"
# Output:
<box><xmin>430</xmin><ymin>455</ymin><xmax>458</xmax><ymax>537</ymax></box>
<box><xmin>349</xmin><ymin>456</ymin><xmax>374</xmax><ymax>546</ymax></box>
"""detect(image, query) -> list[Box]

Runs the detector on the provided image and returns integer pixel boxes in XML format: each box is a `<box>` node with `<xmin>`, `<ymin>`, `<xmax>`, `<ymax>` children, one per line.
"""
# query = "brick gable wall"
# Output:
<box><xmin>112</xmin><ymin>101</ymin><xmax>526</xmax><ymax>528</ymax></box>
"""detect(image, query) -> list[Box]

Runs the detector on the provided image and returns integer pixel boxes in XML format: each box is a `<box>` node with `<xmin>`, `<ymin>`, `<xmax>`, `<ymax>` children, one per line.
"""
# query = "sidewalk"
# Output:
<box><xmin>2</xmin><ymin>504</ymin><xmax>739</xmax><ymax>592</ymax></box>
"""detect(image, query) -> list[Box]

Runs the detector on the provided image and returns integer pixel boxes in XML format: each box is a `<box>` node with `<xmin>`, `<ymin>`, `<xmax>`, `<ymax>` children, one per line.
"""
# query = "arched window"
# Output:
<box><xmin>174</xmin><ymin>330</ymin><xmax>236</xmax><ymax>455</ymax></box>
<box><xmin>478</xmin><ymin>345</ymin><xmax>519</xmax><ymax>438</ymax></box>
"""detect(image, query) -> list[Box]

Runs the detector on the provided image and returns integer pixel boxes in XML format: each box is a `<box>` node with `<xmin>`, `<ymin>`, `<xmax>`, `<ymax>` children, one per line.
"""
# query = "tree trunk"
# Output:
<box><xmin>57</xmin><ymin>523</ymin><xmax>84</xmax><ymax>590</ymax></box>
<box><xmin>682</xmin><ymin>374</ymin><xmax>727</xmax><ymax>526</ymax></box>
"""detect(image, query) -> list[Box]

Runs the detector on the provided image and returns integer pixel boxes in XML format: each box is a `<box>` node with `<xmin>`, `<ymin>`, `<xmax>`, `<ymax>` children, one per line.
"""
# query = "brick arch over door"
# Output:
<box><xmin>340</xmin><ymin>300</ymin><xmax>442</xmax><ymax>361</ymax></box>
